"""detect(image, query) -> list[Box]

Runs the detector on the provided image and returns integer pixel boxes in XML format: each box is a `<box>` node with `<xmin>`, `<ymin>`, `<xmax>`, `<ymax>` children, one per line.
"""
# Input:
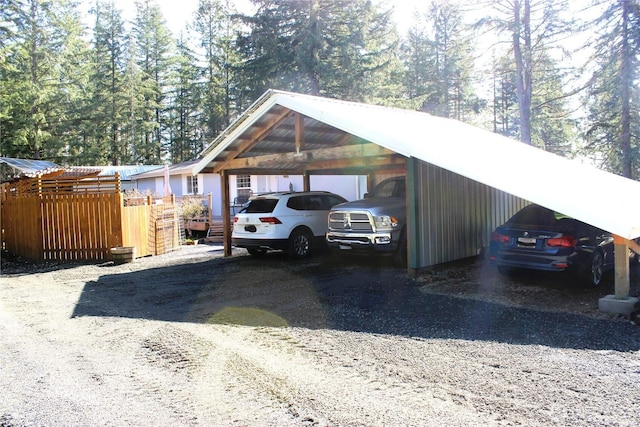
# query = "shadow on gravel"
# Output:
<box><xmin>71</xmin><ymin>249</ymin><xmax>640</xmax><ymax>352</ymax></box>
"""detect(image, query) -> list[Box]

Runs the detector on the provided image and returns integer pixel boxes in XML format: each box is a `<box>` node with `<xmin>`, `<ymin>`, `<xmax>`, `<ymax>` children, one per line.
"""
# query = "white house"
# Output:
<box><xmin>131</xmin><ymin>159</ymin><xmax>364</xmax><ymax>217</ymax></box>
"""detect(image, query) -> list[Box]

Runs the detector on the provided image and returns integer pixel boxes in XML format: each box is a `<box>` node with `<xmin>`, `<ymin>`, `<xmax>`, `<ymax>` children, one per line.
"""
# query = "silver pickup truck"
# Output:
<box><xmin>326</xmin><ymin>176</ymin><xmax>407</xmax><ymax>263</ymax></box>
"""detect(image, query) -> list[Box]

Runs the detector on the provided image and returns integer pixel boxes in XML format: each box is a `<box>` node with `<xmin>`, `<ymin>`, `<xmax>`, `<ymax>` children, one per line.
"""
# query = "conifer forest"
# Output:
<box><xmin>0</xmin><ymin>0</ymin><xmax>638</xmax><ymax>178</ymax></box>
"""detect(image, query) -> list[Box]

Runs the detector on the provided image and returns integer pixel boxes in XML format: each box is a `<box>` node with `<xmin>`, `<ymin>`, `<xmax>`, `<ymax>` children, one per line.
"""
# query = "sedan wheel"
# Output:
<box><xmin>288</xmin><ymin>229</ymin><xmax>312</xmax><ymax>258</ymax></box>
<box><xmin>497</xmin><ymin>266</ymin><xmax>512</xmax><ymax>276</ymax></box>
<box><xmin>587</xmin><ymin>250</ymin><xmax>604</xmax><ymax>286</ymax></box>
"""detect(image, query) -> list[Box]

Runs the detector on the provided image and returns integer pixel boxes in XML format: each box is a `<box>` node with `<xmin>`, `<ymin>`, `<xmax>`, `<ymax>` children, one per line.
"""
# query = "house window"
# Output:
<box><xmin>236</xmin><ymin>174</ymin><xmax>251</xmax><ymax>190</ymax></box>
<box><xmin>187</xmin><ymin>175</ymin><xmax>198</xmax><ymax>194</ymax></box>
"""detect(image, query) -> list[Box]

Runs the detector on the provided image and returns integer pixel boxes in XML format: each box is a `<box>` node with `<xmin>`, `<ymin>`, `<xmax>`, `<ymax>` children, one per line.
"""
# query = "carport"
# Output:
<box><xmin>193</xmin><ymin>90</ymin><xmax>640</xmax><ymax>314</ymax></box>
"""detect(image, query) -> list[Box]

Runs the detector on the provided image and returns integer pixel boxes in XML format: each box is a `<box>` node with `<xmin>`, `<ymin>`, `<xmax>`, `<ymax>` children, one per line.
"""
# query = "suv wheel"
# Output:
<box><xmin>288</xmin><ymin>228</ymin><xmax>312</xmax><ymax>258</ymax></box>
<box><xmin>247</xmin><ymin>248</ymin><xmax>267</xmax><ymax>257</ymax></box>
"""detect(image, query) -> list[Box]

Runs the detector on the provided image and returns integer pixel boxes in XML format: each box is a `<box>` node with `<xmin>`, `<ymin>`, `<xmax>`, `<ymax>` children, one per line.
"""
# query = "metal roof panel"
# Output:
<box><xmin>196</xmin><ymin>90</ymin><xmax>640</xmax><ymax>239</ymax></box>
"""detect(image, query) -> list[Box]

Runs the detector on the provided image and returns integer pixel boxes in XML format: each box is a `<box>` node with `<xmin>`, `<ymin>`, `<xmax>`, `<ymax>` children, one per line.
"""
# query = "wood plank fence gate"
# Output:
<box><xmin>1</xmin><ymin>174</ymin><xmax>182</xmax><ymax>262</ymax></box>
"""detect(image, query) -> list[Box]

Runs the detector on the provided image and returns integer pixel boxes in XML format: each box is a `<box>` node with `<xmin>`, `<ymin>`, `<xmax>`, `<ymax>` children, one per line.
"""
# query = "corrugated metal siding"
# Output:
<box><xmin>411</xmin><ymin>160</ymin><xmax>528</xmax><ymax>268</ymax></box>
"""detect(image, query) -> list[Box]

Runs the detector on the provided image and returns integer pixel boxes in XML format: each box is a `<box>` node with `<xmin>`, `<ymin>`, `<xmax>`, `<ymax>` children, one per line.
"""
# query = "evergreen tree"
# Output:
<box><xmin>48</xmin><ymin>2</ymin><xmax>91</xmax><ymax>165</ymax></box>
<box><xmin>491</xmin><ymin>54</ymin><xmax>520</xmax><ymax>139</ymax></box>
<box><xmin>131</xmin><ymin>0</ymin><xmax>174</xmax><ymax>164</ymax></box>
<box><xmin>400</xmin><ymin>11</ymin><xmax>434</xmax><ymax>111</ymax></box>
<box><xmin>87</xmin><ymin>0</ymin><xmax>128</xmax><ymax>165</ymax></box>
<box><xmin>236</xmin><ymin>0</ymin><xmax>399</xmax><ymax>103</ymax></box>
<box><xmin>477</xmin><ymin>0</ymin><xmax>574</xmax><ymax>145</ymax></box>
<box><xmin>192</xmin><ymin>0</ymin><xmax>241</xmax><ymax>141</ymax></box>
<box><xmin>168</xmin><ymin>35</ymin><xmax>205</xmax><ymax>162</ymax></box>
<box><xmin>530</xmin><ymin>51</ymin><xmax>575</xmax><ymax>156</ymax></box>
<box><xmin>490</xmin><ymin>48</ymin><xmax>575</xmax><ymax>156</ymax></box>
<box><xmin>0</xmin><ymin>0</ymin><xmax>87</xmax><ymax>161</ymax></box>
<box><xmin>582</xmin><ymin>0</ymin><xmax>640</xmax><ymax>178</ymax></box>
<box><xmin>400</xmin><ymin>1</ymin><xmax>478</xmax><ymax>119</ymax></box>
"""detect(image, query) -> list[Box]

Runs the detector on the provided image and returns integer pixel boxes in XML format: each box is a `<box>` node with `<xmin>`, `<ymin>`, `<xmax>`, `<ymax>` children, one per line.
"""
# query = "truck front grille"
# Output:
<box><xmin>328</xmin><ymin>211</ymin><xmax>373</xmax><ymax>232</ymax></box>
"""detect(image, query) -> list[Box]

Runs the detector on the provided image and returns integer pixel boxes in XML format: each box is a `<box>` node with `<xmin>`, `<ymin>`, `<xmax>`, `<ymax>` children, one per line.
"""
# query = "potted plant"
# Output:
<box><xmin>180</xmin><ymin>197</ymin><xmax>208</xmax><ymax>238</ymax></box>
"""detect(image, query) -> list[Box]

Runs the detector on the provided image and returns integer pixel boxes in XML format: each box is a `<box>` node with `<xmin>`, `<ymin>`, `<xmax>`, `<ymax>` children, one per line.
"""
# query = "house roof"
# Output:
<box><xmin>0</xmin><ymin>157</ymin><xmax>63</xmax><ymax>179</ymax></box>
<box><xmin>1</xmin><ymin>158</ymin><xmax>166</xmax><ymax>183</ymax></box>
<box><xmin>194</xmin><ymin>90</ymin><xmax>640</xmax><ymax>239</ymax></box>
<box><xmin>81</xmin><ymin>165</ymin><xmax>164</xmax><ymax>181</ymax></box>
<box><xmin>131</xmin><ymin>160</ymin><xmax>199</xmax><ymax>179</ymax></box>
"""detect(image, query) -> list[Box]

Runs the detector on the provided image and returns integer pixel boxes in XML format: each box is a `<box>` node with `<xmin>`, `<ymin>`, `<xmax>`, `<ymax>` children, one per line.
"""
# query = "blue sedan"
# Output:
<box><xmin>489</xmin><ymin>204</ymin><xmax>614</xmax><ymax>286</ymax></box>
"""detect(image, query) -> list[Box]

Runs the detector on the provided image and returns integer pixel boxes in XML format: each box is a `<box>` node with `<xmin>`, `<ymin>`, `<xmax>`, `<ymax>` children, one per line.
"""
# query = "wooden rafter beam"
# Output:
<box><xmin>303</xmin><ymin>154</ymin><xmax>406</xmax><ymax>172</ymax></box>
<box><xmin>215</xmin><ymin>108</ymin><xmax>294</xmax><ymax>171</ymax></box>
<box><xmin>224</xmin><ymin>157</ymin><xmax>406</xmax><ymax>176</ymax></box>
<box><xmin>216</xmin><ymin>143</ymin><xmax>399</xmax><ymax>172</ymax></box>
<box><xmin>258</xmin><ymin>122</ymin><xmax>345</xmax><ymax>135</ymax></box>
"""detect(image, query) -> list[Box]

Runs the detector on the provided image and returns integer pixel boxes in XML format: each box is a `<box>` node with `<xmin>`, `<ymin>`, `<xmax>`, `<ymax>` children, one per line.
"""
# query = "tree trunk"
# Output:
<box><xmin>512</xmin><ymin>0</ymin><xmax>532</xmax><ymax>145</ymax></box>
<box><xmin>620</xmin><ymin>0</ymin><xmax>632</xmax><ymax>178</ymax></box>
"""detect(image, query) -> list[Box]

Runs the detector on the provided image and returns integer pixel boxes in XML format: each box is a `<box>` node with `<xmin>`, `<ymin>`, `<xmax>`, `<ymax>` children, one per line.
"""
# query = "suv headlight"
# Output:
<box><xmin>373</xmin><ymin>215</ymin><xmax>398</xmax><ymax>230</ymax></box>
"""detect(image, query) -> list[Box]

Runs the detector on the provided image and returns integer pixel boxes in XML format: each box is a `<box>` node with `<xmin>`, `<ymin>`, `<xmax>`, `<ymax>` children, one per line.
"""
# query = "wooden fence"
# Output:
<box><xmin>1</xmin><ymin>174</ymin><xmax>181</xmax><ymax>262</ymax></box>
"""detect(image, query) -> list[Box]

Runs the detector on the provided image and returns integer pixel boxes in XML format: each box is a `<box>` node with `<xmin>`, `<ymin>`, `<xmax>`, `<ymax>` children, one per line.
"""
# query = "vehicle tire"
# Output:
<box><xmin>247</xmin><ymin>248</ymin><xmax>267</xmax><ymax>257</ymax></box>
<box><xmin>288</xmin><ymin>228</ymin><xmax>312</xmax><ymax>258</ymax></box>
<box><xmin>497</xmin><ymin>266</ymin><xmax>512</xmax><ymax>276</ymax></box>
<box><xmin>393</xmin><ymin>228</ymin><xmax>407</xmax><ymax>266</ymax></box>
<box><xmin>632</xmin><ymin>239</ymin><xmax>640</xmax><ymax>265</ymax></box>
<box><xmin>586</xmin><ymin>250</ymin><xmax>605</xmax><ymax>286</ymax></box>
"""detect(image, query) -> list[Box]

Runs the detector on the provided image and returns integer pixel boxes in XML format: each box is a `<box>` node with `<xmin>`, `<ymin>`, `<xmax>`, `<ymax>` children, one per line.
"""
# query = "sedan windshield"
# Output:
<box><xmin>507</xmin><ymin>205</ymin><xmax>569</xmax><ymax>228</ymax></box>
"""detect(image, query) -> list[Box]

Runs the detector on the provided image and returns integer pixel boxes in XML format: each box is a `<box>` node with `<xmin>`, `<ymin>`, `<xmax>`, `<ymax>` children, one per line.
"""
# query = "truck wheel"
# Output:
<box><xmin>393</xmin><ymin>228</ymin><xmax>407</xmax><ymax>266</ymax></box>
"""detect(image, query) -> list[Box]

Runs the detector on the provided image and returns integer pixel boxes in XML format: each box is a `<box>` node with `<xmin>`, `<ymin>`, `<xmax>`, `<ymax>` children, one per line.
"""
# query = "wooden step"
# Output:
<box><xmin>203</xmin><ymin>221</ymin><xmax>233</xmax><ymax>243</ymax></box>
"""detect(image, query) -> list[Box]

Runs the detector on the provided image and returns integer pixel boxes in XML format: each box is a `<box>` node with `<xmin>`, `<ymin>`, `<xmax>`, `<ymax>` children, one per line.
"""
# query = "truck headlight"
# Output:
<box><xmin>373</xmin><ymin>215</ymin><xmax>398</xmax><ymax>229</ymax></box>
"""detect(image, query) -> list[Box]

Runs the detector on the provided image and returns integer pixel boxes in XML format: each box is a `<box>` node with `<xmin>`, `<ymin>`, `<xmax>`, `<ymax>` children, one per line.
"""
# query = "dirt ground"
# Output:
<box><xmin>1</xmin><ymin>244</ymin><xmax>640</xmax><ymax>426</ymax></box>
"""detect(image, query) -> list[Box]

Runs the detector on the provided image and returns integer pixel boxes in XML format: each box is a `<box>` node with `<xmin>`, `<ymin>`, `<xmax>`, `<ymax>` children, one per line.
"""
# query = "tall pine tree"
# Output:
<box><xmin>583</xmin><ymin>0</ymin><xmax>640</xmax><ymax>178</ymax></box>
<box><xmin>131</xmin><ymin>0</ymin><xmax>174</xmax><ymax>164</ymax></box>
<box><xmin>236</xmin><ymin>0</ymin><xmax>399</xmax><ymax>103</ymax></box>
<box><xmin>87</xmin><ymin>0</ymin><xmax>128</xmax><ymax>165</ymax></box>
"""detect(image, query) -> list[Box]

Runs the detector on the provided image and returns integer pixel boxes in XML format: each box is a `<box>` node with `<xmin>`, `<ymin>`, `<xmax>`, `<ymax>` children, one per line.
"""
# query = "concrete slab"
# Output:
<box><xmin>598</xmin><ymin>295</ymin><xmax>639</xmax><ymax>317</ymax></box>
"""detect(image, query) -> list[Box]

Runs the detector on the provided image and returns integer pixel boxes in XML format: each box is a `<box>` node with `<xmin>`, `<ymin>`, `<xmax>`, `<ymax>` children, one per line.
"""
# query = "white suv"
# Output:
<box><xmin>232</xmin><ymin>191</ymin><xmax>347</xmax><ymax>258</ymax></box>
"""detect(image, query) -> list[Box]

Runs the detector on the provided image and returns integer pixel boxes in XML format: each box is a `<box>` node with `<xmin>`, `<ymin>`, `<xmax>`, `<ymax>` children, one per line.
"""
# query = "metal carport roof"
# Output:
<box><xmin>195</xmin><ymin>90</ymin><xmax>640</xmax><ymax>240</ymax></box>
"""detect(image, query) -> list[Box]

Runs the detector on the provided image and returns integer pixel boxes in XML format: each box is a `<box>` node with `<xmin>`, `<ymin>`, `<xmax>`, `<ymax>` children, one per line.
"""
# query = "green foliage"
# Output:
<box><xmin>0</xmin><ymin>0</ymin><xmax>635</xmax><ymax>182</ymax></box>
<box><xmin>235</xmin><ymin>0</ymin><xmax>401</xmax><ymax>102</ymax></box>
<box><xmin>400</xmin><ymin>1</ymin><xmax>478</xmax><ymax>119</ymax></box>
<box><xmin>581</xmin><ymin>0</ymin><xmax>640</xmax><ymax>178</ymax></box>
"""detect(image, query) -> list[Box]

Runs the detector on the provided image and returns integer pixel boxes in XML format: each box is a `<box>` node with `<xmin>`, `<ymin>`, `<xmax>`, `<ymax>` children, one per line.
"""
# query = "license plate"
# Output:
<box><xmin>339</xmin><ymin>245</ymin><xmax>352</xmax><ymax>250</ymax></box>
<box><xmin>517</xmin><ymin>237</ymin><xmax>536</xmax><ymax>245</ymax></box>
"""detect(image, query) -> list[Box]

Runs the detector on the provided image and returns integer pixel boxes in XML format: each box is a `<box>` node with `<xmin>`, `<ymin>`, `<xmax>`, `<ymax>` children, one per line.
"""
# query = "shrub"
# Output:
<box><xmin>180</xmin><ymin>196</ymin><xmax>206</xmax><ymax>219</ymax></box>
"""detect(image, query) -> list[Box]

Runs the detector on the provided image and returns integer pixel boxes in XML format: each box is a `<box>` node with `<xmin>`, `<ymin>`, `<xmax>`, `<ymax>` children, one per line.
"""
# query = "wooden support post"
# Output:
<box><xmin>613</xmin><ymin>235</ymin><xmax>630</xmax><ymax>299</ymax></box>
<box><xmin>366</xmin><ymin>174</ymin><xmax>375</xmax><ymax>196</ymax></box>
<box><xmin>208</xmin><ymin>192</ymin><xmax>213</xmax><ymax>225</ymax></box>
<box><xmin>303</xmin><ymin>173</ymin><xmax>310</xmax><ymax>192</ymax></box>
<box><xmin>295</xmin><ymin>113</ymin><xmax>305</xmax><ymax>155</ymax></box>
<box><xmin>221</xmin><ymin>171</ymin><xmax>232</xmax><ymax>257</ymax></box>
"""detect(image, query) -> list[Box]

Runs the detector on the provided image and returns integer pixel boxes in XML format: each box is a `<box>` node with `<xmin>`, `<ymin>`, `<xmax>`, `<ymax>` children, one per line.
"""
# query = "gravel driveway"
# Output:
<box><xmin>1</xmin><ymin>244</ymin><xmax>639</xmax><ymax>426</ymax></box>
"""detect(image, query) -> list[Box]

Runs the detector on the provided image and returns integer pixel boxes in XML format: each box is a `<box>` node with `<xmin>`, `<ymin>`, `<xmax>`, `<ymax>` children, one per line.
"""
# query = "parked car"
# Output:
<box><xmin>232</xmin><ymin>191</ymin><xmax>347</xmax><ymax>258</ymax></box>
<box><xmin>489</xmin><ymin>204</ymin><xmax>614</xmax><ymax>286</ymax></box>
